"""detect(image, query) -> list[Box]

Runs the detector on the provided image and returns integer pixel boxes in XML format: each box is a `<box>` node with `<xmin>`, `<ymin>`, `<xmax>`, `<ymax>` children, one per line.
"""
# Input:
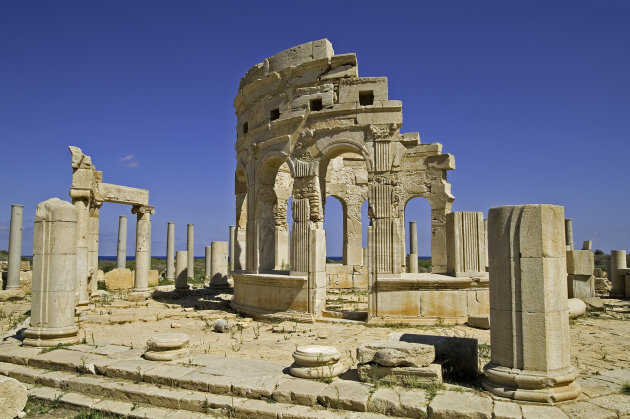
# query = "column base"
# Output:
<box><xmin>483</xmin><ymin>363</ymin><xmax>580</xmax><ymax>403</ymax></box>
<box><xmin>129</xmin><ymin>289</ymin><xmax>151</xmax><ymax>301</ymax></box>
<box><xmin>23</xmin><ymin>325</ymin><xmax>80</xmax><ymax>347</ymax></box>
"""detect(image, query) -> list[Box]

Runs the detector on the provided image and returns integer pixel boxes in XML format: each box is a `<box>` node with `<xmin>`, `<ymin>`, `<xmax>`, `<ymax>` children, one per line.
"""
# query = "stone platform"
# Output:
<box><xmin>0</xmin><ymin>339</ymin><xmax>627</xmax><ymax>418</ymax></box>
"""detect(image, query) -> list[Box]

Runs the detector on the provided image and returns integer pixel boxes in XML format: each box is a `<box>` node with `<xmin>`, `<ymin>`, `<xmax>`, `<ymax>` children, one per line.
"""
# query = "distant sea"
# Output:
<box><xmin>98</xmin><ymin>255</ymin><xmax>431</xmax><ymax>261</ymax></box>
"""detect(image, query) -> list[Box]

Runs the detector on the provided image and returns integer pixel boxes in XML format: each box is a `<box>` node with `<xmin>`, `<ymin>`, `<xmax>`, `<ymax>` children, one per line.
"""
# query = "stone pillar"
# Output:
<box><xmin>210</xmin><ymin>241</ymin><xmax>229</xmax><ymax>286</ymax></box>
<box><xmin>446</xmin><ymin>212</ymin><xmax>486</xmax><ymax>277</ymax></box>
<box><xmin>116</xmin><ymin>216</ymin><xmax>127</xmax><ymax>269</ymax></box>
<box><xmin>6</xmin><ymin>204</ymin><xmax>23</xmax><ymax>289</ymax></box>
<box><xmin>483</xmin><ymin>204</ymin><xmax>579</xmax><ymax>403</ymax></box>
<box><xmin>565</xmin><ymin>219</ymin><xmax>574</xmax><ymax>251</ymax></box>
<box><xmin>609</xmin><ymin>250</ymin><xmax>627</xmax><ymax>298</ymax></box>
<box><xmin>175</xmin><ymin>250</ymin><xmax>188</xmax><ymax>290</ymax></box>
<box><xmin>165</xmin><ymin>222</ymin><xmax>175</xmax><ymax>280</ymax></box>
<box><xmin>274</xmin><ymin>228</ymin><xmax>289</xmax><ymax>270</ymax></box>
<box><xmin>87</xmin><ymin>204</ymin><xmax>100</xmax><ymax>296</ymax></box>
<box><xmin>205</xmin><ymin>245</ymin><xmax>211</xmax><ymax>280</ymax></box>
<box><xmin>368</xmin><ymin>183</ymin><xmax>402</xmax><ymax>274</ymax></box>
<box><xmin>71</xmin><ymin>194</ymin><xmax>90</xmax><ymax>307</ymax></box>
<box><xmin>132</xmin><ymin>205</ymin><xmax>154</xmax><ymax>294</ymax></box>
<box><xmin>345</xmin><ymin>198</ymin><xmax>364</xmax><ymax>267</ymax></box>
<box><xmin>407</xmin><ymin>221</ymin><xmax>418</xmax><ymax>273</ymax></box>
<box><xmin>187</xmin><ymin>224</ymin><xmax>194</xmax><ymax>280</ymax></box>
<box><xmin>24</xmin><ymin>198</ymin><xmax>79</xmax><ymax>347</ymax></box>
<box><xmin>229</xmin><ymin>225</ymin><xmax>235</xmax><ymax>273</ymax></box>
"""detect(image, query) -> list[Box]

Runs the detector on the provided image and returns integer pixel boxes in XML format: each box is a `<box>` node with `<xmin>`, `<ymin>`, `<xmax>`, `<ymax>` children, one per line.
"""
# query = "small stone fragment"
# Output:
<box><xmin>357</xmin><ymin>341</ymin><xmax>435</xmax><ymax>367</ymax></box>
<box><xmin>213</xmin><ymin>319</ymin><xmax>230</xmax><ymax>333</ymax></box>
<box><xmin>171</xmin><ymin>322</ymin><xmax>181</xmax><ymax>328</ymax></box>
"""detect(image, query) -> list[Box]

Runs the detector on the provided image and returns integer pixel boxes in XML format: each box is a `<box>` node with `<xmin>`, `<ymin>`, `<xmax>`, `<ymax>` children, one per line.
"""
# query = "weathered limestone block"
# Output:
<box><xmin>98</xmin><ymin>183</ymin><xmax>148</xmax><ymax>206</ymax></box>
<box><xmin>356</xmin><ymin>341</ymin><xmax>435</xmax><ymax>367</ymax></box>
<box><xmin>104</xmin><ymin>268</ymin><xmax>133</xmax><ymax>290</ymax></box>
<box><xmin>566</xmin><ymin>250</ymin><xmax>594</xmax><ymax>275</ymax></box>
<box><xmin>484</xmin><ymin>204</ymin><xmax>580</xmax><ymax>403</ymax></box>
<box><xmin>147</xmin><ymin>269</ymin><xmax>158</xmax><ymax>287</ymax></box>
<box><xmin>567</xmin><ymin>274</ymin><xmax>595</xmax><ymax>299</ymax></box>
<box><xmin>447</xmin><ymin>212</ymin><xmax>486</xmax><ymax>277</ymax></box>
<box><xmin>143</xmin><ymin>333</ymin><xmax>189</xmax><ymax>361</ymax></box>
<box><xmin>0</xmin><ymin>375</ymin><xmax>27</xmax><ymax>419</ymax></box>
<box><xmin>428</xmin><ymin>390</ymin><xmax>493</xmax><ymax>419</ymax></box>
<box><xmin>357</xmin><ymin>363</ymin><xmax>442</xmax><ymax>384</ymax></box>
<box><xmin>467</xmin><ymin>314</ymin><xmax>490</xmax><ymax>329</ymax></box>
<box><xmin>24</xmin><ymin>198</ymin><xmax>80</xmax><ymax>347</ymax></box>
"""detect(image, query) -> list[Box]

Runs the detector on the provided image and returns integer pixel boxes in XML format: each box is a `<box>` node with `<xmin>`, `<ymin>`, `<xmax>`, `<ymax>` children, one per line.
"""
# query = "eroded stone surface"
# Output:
<box><xmin>357</xmin><ymin>341</ymin><xmax>435</xmax><ymax>367</ymax></box>
<box><xmin>428</xmin><ymin>390</ymin><xmax>492</xmax><ymax>419</ymax></box>
<box><xmin>0</xmin><ymin>375</ymin><xmax>27</xmax><ymax>419</ymax></box>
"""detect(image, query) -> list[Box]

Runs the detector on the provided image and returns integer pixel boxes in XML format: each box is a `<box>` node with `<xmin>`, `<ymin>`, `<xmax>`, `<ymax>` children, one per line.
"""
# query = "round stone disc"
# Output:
<box><xmin>292</xmin><ymin>345</ymin><xmax>341</xmax><ymax>366</ymax></box>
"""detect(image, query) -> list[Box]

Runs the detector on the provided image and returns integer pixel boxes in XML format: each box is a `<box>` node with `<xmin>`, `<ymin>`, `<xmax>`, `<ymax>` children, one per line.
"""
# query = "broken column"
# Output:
<box><xmin>446</xmin><ymin>212</ymin><xmax>486</xmax><ymax>277</ymax></box>
<box><xmin>229</xmin><ymin>225</ymin><xmax>235</xmax><ymax>273</ymax></box>
<box><xmin>116</xmin><ymin>216</ymin><xmax>127</xmax><ymax>269</ymax></box>
<box><xmin>6</xmin><ymin>204</ymin><xmax>23</xmax><ymax>289</ymax></box>
<box><xmin>484</xmin><ymin>204</ymin><xmax>579</xmax><ymax>403</ymax></box>
<box><xmin>407</xmin><ymin>221</ymin><xmax>418</xmax><ymax>273</ymax></box>
<box><xmin>24</xmin><ymin>198</ymin><xmax>80</xmax><ymax>347</ymax></box>
<box><xmin>175</xmin><ymin>250</ymin><xmax>188</xmax><ymax>290</ymax></box>
<box><xmin>565</xmin><ymin>219</ymin><xmax>574</xmax><ymax>251</ymax></box>
<box><xmin>132</xmin><ymin>205</ymin><xmax>153</xmax><ymax>294</ymax></box>
<box><xmin>166</xmin><ymin>222</ymin><xmax>175</xmax><ymax>281</ymax></box>
<box><xmin>187</xmin><ymin>224</ymin><xmax>194</xmax><ymax>280</ymax></box>
<box><xmin>566</xmin><ymin>249</ymin><xmax>595</xmax><ymax>299</ymax></box>
<box><xmin>210</xmin><ymin>241</ymin><xmax>229</xmax><ymax>286</ymax></box>
<box><xmin>609</xmin><ymin>250</ymin><xmax>627</xmax><ymax>298</ymax></box>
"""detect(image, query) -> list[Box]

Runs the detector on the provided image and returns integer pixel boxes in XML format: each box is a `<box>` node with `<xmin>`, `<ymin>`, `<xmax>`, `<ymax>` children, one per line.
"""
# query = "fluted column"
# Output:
<box><xmin>132</xmin><ymin>205</ymin><xmax>154</xmax><ymax>294</ymax></box>
<box><xmin>116</xmin><ymin>216</ymin><xmax>127</xmax><ymax>269</ymax></box>
<box><xmin>88</xmin><ymin>204</ymin><xmax>101</xmax><ymax>296</ymax></box>
<box><xmin>6</xmin><ymin>204</ymin><xmax>23</xmax><ymax>289</ymax></box>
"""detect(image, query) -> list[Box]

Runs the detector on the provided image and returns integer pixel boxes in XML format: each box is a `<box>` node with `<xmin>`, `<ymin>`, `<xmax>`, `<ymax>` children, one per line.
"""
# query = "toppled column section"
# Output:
<box><xmin>484</xmin><ymin>204</ymin><xmax>580</xmax><ymax>403</ymax></box>
<box><xmin>24</xmin><ymin>198</ymin><xmax>80</xmax><ymax>347</ymax></box>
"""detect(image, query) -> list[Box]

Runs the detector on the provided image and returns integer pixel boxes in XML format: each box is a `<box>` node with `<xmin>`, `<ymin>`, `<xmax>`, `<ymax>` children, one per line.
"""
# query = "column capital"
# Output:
<box><xmin>69</xmin><ymin>188</ymin><xmax>91</xmax><ymax>201</ymax></box>
<box><xmin>132</xmin><ymin>205</ymin><xmax>155</xmax><ymax>215</ymax></box>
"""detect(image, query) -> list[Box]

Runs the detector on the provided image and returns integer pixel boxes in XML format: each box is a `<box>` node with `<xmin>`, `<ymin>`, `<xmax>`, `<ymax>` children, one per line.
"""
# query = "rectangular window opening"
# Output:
<box><xmin>359</xmin><ymin>90</ymin><xmax>374</xmax><ymax>106</ymax></box>
<box><xmin>270</xmin><ymin>108</ymin><xmax>280</xmax><ymax>121</ymax></box>
<box><xmin>309</xmin><ymin>98</ymin><xmax>323</xmax><ymax>111</ymax></box>
<box><xmin>242</xmin><ymin>122</ymin><xmax>248</xmax><ymax>134</ymax></box>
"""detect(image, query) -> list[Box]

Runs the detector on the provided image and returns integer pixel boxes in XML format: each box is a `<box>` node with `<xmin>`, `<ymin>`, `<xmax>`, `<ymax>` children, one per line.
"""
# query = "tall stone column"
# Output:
<box><xmin>609</xmin><ymin>250</ymin><xmax>627</xmax><ymax>298</ymax></box>
<box><xmin>229</xmin><ymin>225</ymin><xmax>235</xmax><ymax>273</ymax></box>
<box><xmin>205</xmin><ymin>245</ymin><xmax>211</xmax><ymax>280</ymax></box>
<box><xmin>483</xmin><ymin>204</ymin><xmax>579</xmax><ymax>403</ymax></box>
<box><xmin>24</xmin><ymin>198</ymin><xmax>79</xmax><ymax>347</ymax></box>
<box><xmin>70</xmin><ymin>192</ymin><xmax>90</xmax><ymax>307</ymax></box>
<box><xmin>407</xmin><ymin>221</ymin><xmax>418</xmax><ymax>273</ymax></box>
<box><xmin>132</xmin><ymin>205</ymin><xmax>154</xmax><ymax>294</ymax></box>
<box><xmin>116</xmin><ymin>216</ymin><xmax>128</xmax><ymax>269</ymax></box>
<box><xmin>187</xmin><ymin>224</ymin><xmax>194</xmax><ymax>280</ymax></box>
<box><xmin>166</xmin><ymin>222</ymin><xmax>175</xmax><ymax>280</ymax></box>
<box><xmin>565</xmin><ymin>219</ymin><xmax>574</xmax><ymax>251</ymax></box>
<box><xmin>175</xmin><ymin>250</ymin><xmax>188</xmax><ymax>290</ymax></box>
<box><xmin>210</xmin><ymin>241</ymin><xmax>229</xmax><ymax>286</ymax></box>
<box><xmin>6</xmin><ymin>204</ymin><xmax>23</xmax><ymax>289</ymax></box>
<box><xmin>87</xmin><ymin>204</ymin><xmax>101</xmax><ymax>296</ymax></box>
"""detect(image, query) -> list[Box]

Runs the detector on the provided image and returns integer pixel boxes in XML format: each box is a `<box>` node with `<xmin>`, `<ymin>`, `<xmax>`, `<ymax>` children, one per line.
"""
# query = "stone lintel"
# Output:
<box><xmin>100</xmin><ymin>183</ymin><xmax>149</xmax><ymax>206</ymax></box>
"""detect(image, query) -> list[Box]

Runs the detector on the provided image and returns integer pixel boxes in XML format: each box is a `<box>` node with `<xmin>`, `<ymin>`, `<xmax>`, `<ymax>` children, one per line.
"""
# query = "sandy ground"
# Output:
<box><xmin>2</xmin><ymin>286</ymin><xmax>629</xmax><ymax>383</ymax></box>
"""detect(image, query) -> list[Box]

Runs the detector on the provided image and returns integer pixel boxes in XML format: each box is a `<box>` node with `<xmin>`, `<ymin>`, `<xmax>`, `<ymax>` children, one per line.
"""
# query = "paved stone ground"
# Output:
<box><xmin>1</xmin><ymin>287</ymin><xmax>629</xmax><ymax>418</ymax></box>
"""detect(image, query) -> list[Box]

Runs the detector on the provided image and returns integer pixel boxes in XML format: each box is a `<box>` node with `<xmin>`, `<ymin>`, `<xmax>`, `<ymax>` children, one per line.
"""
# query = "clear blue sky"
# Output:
<box><xmin>1</xmin><ymin>1</ymin><xmax>628</xmax><ymax>258</ymax></box>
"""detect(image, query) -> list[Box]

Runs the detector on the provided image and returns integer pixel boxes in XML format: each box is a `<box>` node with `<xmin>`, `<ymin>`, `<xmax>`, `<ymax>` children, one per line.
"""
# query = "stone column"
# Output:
<box><xmin>609</xmin><ymin>250</ymin><xmax>627</xmax><ymax>298</ymax></box>
<box><xmin>345</xmin><ymin>197</ymin><xmax>363</xmax><ymax>267</ymax></box>
<box><xmin>565</xmin><ymin>219</ymin><xmax>574</xmax><ymax>251</ymax></box>
<box><xmin>6</xmin><ymin>204</ymin><xmax>23</xmax><ymax>289</ymax></box>
<box><xmin>205</xmin><ymin>245</ymin><xmax>211</xmax><ymax>280</ymax></box>
<box><xmin>446</xmin><ymin>212</ymin><xmax>486</xmax><ymax>277</ymax></box>
<box><xmin>175</xmin><ymin>250</ymin><xmax>188</xmax><ymax>290</ymax></box>
<box><xmin>274</xmin><ymin>227</ymin><xmax>290</xmax><ymax>269</ymax></box>
<box><xmin>116</xmin><ymin>216</ymin><xmax>127</xmax><ymax>269</ymax></box>
<box><xmin>210</xmin><ymin>241</ymin><xmax>229</xmax><ymax>286</ymax></box>
<box><xmin>187</xmin><ymin>224</ymin><xmax>194</xmax><ymax>280</ymax></box>
<box><xmin>132</xmin><ymin>205</ymin><xmax>154</xmax><ymax>294</ymax></box>
<box><xmin>70</xmin><ymin>193</ymin><xmax>90</xmax><ymax>307</ymax></box>
<box><xmin>165</xmin><ymin>222</ymin><xmax>175</xmax><ymax>280</ymax></box>
<box><xmin>483</xmin><ymin>204</ymin><xmax>579</xmax><ymax>403</ymax></box>
<box><xmin>229</xmin><ymin>225</ymin><xmax>235</xmax><ymax>273</ymax></box>
<box><xmin>368</xmin><ymin>183</ymin><xmax>402</xmax><ymax>274</ymax></box>
<box><xmin>24</xmin><ymin>198</ymin><xmax>79</xmax><ymax>347</ymax></box>
<box><xmin>87</xmin><ymin>204</ymin><xmax>101</xmax><ymax>296</ymax></box>
<box><xmin>407</xmin><ymin>221</ymin><xmax>418</xmax><ymax>273</ymax></box>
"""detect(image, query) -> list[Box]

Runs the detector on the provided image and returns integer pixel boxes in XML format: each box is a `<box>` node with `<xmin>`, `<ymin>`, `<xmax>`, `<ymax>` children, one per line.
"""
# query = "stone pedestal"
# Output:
<box><xmin>609</xmin><ymin>250</ymin><xmax>627</xmax><ymax>298</ymax></box>
<box><xmin>116</xmin><ymin>216</ymin><xmax>127</xmax><ymax>269</ymax></box>
<box><xmin>24</xmin><ymin>198</ymin><xmax>80</xmax><ymax>347</ymax></box>
<box><xmin>6</xmin><ymin>204</ymin><xmax>23</xmax><ymax>290</ymax></box>
<box><xmin>210</xmin><ymin>241</ymin><xmax>229</xmax><ymax>286</ymax></box>
<box><xmin>143</xmin><ymin>333</ymin><xmax>189</xmax><ymax>361</ymax></box>
<box><xmin>175</xmin><ymin>250</ymin><xmax>188</xmax><ymax>290</ymax></box>
<box><xmin>166</xmin><ymin>222</ymin><xmax>175</xmax><ymax>280</ymax></box>
<box><xmin>132</xmin><ymin>205</ymin><xmax>153</xmax><ymax>295</ymax></box>
<box><xmin>290</xmin><ymin>345</ymin><xmax>345</xmax><ymax>379</ymax></box>
<box><xmin>446</xmin><ymin>212</ymin><xmax>486</xmax><ymax>277</ymax></box>
<box><xmin>483</xmin><ymin>204</ymin><xmax>579</xmax><ymax>403</ymax></box>
<box><xmin>187</xmin><ymin>224</ymin><xmax>194</xmax><ymax>280</ymax></box>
